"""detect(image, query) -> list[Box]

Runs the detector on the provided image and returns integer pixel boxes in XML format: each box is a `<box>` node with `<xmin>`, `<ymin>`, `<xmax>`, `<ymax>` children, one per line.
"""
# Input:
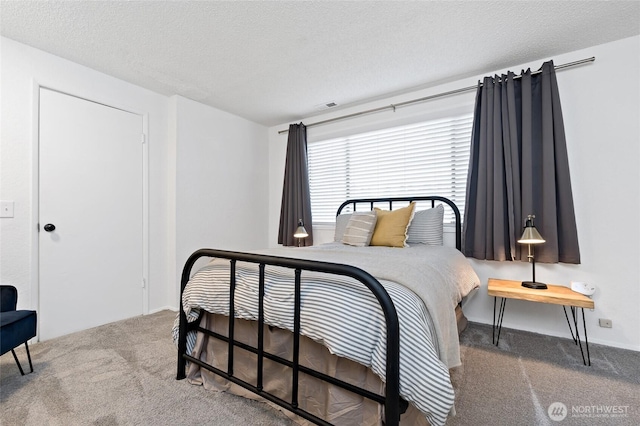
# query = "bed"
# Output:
<box><xmin>174</xmin><ymin>196</ymin><xmax>480</xmax><ymax>426</ymax></box>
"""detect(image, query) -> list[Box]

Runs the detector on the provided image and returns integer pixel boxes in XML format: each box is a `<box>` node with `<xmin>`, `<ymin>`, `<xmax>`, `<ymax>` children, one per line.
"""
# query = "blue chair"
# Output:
<box><xmin>0</xmin><ymin>285</ymin><xmax>37</xmax><ymax>375</ymax></box>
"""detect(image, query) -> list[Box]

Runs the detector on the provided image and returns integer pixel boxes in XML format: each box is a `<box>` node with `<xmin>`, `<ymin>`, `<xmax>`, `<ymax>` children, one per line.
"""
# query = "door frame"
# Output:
<box><xmin>30</xmin><ymin>81</ymin><xmax>150</xmax><ymax>339</ymax></box>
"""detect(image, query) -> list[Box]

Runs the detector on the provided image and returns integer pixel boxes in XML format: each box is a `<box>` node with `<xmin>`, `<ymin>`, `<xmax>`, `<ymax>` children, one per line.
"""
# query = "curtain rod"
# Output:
<box><xmin>278</xmin><ymin>56</ymin><xmax>595</xmax><ymax>134</ymax></box>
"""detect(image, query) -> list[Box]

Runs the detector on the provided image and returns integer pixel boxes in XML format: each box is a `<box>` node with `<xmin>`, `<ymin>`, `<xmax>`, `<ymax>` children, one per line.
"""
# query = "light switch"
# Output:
<box><xmin>1</xmin><ymin>201</ymin><xmax>15</xmax><ymax>218</ymax></box>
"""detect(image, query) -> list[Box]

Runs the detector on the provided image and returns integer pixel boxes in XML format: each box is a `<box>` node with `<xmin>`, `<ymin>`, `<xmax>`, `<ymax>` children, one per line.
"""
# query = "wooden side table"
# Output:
<box><xmin>488</xmin><ymin>278</ymin><xmax>595</xmax><ymax>366</ymax></box>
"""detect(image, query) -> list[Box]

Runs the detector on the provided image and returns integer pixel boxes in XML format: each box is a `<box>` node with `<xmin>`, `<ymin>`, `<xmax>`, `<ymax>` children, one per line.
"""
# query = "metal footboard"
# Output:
<box><xmin>176</xmin><ymin>248</ymin><xmax>402</xmax><ymax>426</ymax></box>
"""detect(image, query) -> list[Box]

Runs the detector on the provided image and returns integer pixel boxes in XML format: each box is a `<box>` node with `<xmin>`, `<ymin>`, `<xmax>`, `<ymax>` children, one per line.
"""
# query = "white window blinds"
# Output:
<box><xmin>308</xmin><ymin>113</ymin><xmax>473</xmax><ymax>224</ymax></box>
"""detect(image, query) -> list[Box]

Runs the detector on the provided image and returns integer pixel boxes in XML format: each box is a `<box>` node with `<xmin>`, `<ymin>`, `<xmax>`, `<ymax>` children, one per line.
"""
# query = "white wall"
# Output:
<box><xmin>169</xmin><ymin>95</ymin><xmax>269</xmax><ymax>303</ymax></box>
<box><xmin>268</xmin><ymin>36</ymin><xmax>640</xmax><ymax>351</ymax></box>
<box><xmin>0</xmin><ymin>37</ymin><xmax>172</xmax><ymax>314</ymax></box>
<box><xmin>0</xmin><ymin>38</ymin><xmax>271</xmax><ymax>324</ymax></box>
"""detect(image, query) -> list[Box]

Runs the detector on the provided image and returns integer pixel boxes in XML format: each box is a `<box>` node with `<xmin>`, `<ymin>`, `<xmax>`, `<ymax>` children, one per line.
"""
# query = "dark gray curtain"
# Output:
<box><xmin>278</xmin><ymin>123</ymin><xmax>313</xmax><ymax>246</ymax></box>
<box><xmin>463</xmin><ymin>61</ymin><xmax>580</xmax><ymax>264</ymax></box>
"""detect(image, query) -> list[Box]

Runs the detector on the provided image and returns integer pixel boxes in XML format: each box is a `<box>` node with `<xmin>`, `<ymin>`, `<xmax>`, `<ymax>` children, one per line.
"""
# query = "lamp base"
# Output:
<box><xmin>521</xmin><ymin>281</ymin><xmax>548</xmax><ymax>290</ymax></box>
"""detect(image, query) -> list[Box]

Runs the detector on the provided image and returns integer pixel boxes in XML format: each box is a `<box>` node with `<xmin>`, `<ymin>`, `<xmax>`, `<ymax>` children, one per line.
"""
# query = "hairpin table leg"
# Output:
<box><xmin>493</xmin><ymin>297</ymin><xmax>507</xmax><ymax>346</ymax></box>
<box><xmin>563</xmin><ymin>305</ymin><xmax>591</xmax><ymax>366</ymax></box>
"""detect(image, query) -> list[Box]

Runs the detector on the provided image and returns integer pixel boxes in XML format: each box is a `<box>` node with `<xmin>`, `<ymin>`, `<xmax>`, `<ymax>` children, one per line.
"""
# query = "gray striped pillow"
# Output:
<box><xmin>406</xmin><ymin>204</ymin><xmax>444</xmax><ymax>245</ymax></box>
<box><xmin>334</xmin><ymin>213</ymin><xmax>352</xmax><ymax>242</ymax></box>
<box><xmin>341</xmin><ymin>212</ymin><xmax>378</xmax><ymax>247</ymax></box>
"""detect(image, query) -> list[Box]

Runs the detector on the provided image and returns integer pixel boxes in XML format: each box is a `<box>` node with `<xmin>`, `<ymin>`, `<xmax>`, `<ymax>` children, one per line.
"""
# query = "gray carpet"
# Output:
<box><xmin>0</xmin><ymin>310</ymin><xmax>292</xmax><ymax>425</ymax></box>
<box><xmin>1</xmin><ymin>310</ymin><xmax>638</xmax><ymax>425</ymax></box>
<box><xmin>449</xmin><ymin>323</ymin><xmax>640</xmax><ymax>425</ymax></box>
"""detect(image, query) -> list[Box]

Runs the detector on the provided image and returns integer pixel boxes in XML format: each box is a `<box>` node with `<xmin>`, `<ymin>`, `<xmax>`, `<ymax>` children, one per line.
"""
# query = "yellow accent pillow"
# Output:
<box><xmin>370</xmin><ymin>202</ymin><xmax>416</xmax><ymax>248</ymax></box>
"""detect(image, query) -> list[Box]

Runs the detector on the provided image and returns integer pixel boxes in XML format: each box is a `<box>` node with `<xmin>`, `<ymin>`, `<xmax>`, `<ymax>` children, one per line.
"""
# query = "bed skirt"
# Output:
<box><xmin>186</xmin><ymin>307</ymin><xmax>467</xmax><ymax>426</ymax></box>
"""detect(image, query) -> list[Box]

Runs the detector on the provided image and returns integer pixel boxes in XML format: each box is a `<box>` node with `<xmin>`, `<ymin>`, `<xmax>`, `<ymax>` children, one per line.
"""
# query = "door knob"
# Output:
<box><xmin>44</xmin><ymin>224</ymin><xmax>56</xmax><ymax>232</ymax></box>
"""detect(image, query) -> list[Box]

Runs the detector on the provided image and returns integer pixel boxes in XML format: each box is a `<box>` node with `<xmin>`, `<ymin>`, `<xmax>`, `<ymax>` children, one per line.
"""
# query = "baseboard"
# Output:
<box><xmin>465</xmin><ymin>318</ymin><xmax>640</xmax><ymax>352</ymax></box>
<box><xmin>148</xmin><ymin>306</ymin><xmax>178</xmax><ymax>314</ymax></box>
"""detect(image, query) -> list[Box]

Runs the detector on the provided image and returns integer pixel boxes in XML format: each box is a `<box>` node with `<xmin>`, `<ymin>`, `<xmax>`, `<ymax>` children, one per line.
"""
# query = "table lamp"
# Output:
<box><xmin>293</xmin><ymin>219</ymin><xmax>308</xmax><ymax>247</ymax></box>
<box><xmin>518</xmin><ymin>215</ymin><xmax>547</xmax><ymax>289</ymax></box>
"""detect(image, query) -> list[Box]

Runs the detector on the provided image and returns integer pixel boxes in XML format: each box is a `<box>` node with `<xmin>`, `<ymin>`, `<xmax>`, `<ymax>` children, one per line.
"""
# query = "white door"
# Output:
<box><xmin>39</xmin><ymin>88</ymin><xmax>144</xmax><ymax>341</ymax></box>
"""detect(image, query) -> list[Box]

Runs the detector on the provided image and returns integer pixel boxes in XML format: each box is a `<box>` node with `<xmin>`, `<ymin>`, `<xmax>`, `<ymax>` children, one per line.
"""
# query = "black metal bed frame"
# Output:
<box><xmin>176</xmin><ymin>196</ymin><xmax>461</xmax><ymax>426</ymax></box>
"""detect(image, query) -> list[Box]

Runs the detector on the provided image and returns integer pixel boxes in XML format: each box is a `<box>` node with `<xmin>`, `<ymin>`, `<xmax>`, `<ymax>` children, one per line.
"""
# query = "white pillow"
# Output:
<box><xmin>334</xmin><ymin>213</ymin><xmax>352</xmax><ymax>242</ymax></box>
<box><xmin>342</xmin><ymin>212</ymin><xmax>378</xmax><ymax>247</ymax></box>
<box><xmin>406</xmin><ymin>204</ymin><xmax>444</xmax><ymax>245</ymax></box>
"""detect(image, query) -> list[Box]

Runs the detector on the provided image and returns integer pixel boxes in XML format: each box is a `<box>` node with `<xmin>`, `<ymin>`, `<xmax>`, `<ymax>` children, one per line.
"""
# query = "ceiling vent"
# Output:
<box><xmin>314</xmin><ymin>101</ymin><xmax>339</xmax><ymax>111</ymax></box>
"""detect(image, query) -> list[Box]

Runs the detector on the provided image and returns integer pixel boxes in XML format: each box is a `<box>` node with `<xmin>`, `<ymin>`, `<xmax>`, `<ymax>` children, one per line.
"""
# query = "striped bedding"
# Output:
<box><xmin>173</xmin><ymin>243</ymin><xmax>479</xmax><ymax>426</ymax></box>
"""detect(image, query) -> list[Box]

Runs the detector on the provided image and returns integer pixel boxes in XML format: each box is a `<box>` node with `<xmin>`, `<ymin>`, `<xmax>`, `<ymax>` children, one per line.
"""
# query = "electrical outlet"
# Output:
<box><xmin>599</xmin><ymin>318</ymin><xmax>612</xmax><ymax>328</ymax></box>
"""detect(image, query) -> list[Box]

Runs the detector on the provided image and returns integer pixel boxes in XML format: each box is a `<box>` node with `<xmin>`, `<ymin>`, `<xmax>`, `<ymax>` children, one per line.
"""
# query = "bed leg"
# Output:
<box><xmin>176</xmin><ymin>305</ymin><xmax>188</xmax><ymax>380</ymax></box>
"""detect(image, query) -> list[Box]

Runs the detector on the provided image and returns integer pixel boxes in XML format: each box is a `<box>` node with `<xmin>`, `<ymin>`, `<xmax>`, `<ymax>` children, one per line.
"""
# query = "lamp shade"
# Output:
<box><xmin>517</xmin><ymin>215</ymin><xmax>545</xmax><ymax>244</ymax></box>
<box><xmin>293</xmin><ymin>219</ymin><xmax>308</xmax><ymax>238</ymax></box>
<box><xmin>518</xmin><ymin>226</ymin><xmax>545</xmax><ymax>244</ymax></box>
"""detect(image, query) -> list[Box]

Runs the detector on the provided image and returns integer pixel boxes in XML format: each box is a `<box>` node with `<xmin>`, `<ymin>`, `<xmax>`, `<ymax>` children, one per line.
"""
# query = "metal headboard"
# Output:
<box><xmin>336</xmin><ymin>196</ymin><xmax>462</xmax><ymax>251</ymax></box>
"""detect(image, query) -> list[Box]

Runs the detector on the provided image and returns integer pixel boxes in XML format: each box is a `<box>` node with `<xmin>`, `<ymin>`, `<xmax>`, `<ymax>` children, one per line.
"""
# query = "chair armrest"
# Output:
<box><xmin>0</xmin><ymin>286</ymin><xmax>18</xmax><ymax>312</ymax></box>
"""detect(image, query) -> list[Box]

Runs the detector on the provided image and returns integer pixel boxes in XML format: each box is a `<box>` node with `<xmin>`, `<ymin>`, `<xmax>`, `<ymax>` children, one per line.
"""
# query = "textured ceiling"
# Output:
<box><xmin>1</xmin><ymin>1</ymin><xmax>639</xmax><ymax>126</ymax></box>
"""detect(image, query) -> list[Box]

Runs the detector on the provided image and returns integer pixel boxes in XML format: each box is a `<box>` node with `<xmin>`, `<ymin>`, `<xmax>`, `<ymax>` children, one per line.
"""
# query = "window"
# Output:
<box><xmin>307</xmin><ymin>113</ymin><xmax>473</xmax><ymax>224</ymax></box>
